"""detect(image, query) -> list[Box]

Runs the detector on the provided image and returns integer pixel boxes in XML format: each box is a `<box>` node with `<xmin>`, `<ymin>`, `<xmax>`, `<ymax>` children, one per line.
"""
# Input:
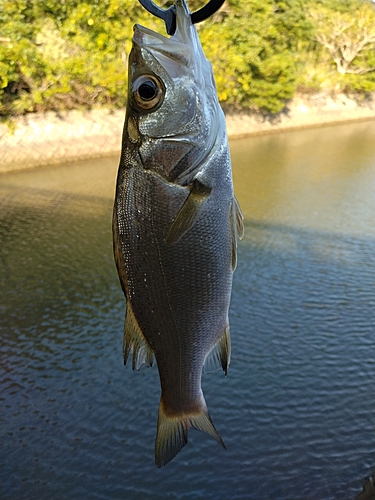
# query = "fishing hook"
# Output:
<box><xmin>138</xmin><ymin>0</ymin><xmax>225</xmax><ymax>36</ymax></box>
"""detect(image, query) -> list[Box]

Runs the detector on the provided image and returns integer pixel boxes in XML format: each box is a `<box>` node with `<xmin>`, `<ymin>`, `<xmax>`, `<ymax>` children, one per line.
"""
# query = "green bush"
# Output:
<box><xmin>0</xmin><ymin>0</ymin><xmax>153</xmax><ymax>116</ymax></box>
<box><xmin>1</xmin><ymin>0</ymin><xmax>374</xmax><ymax>118</ymax></box>
<box><xmin>199</xmin><ymin>1</ymin><xmax>299</xmax><ymax>113</ymax></box>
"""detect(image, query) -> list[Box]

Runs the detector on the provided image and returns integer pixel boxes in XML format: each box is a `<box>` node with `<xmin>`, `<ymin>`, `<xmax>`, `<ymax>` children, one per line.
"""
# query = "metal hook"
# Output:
<box><xmin>138</xmin><ymin>0</ymin><xmax>225</xmax><ymax>36</ymax></box>
<box><xmin>190</xmin><ymin>0</ymin><xmax>225</xmax><ymax>25</ymax></box>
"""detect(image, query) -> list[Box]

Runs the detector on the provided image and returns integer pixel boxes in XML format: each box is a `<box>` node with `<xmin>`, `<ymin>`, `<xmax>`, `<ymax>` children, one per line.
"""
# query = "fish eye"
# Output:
<box><xmin>132</xmin><ymin>75</ymin><xmax>163</xmax><ymax>111</ymax></box>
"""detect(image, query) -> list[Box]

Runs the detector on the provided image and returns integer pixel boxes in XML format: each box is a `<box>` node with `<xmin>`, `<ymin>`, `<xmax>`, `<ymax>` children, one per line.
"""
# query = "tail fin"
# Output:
<box><xmin>155</xmin><ymin>397</ymin><xmax>225</xmax><ymax>467</ymax></box>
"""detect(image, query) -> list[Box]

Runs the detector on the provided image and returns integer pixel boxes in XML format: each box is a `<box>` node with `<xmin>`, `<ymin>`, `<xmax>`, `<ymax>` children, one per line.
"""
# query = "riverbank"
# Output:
<box><xmin>1</xmin><ymin>93</ymin><xmax>374</xmax><ymax>173</ymax></box>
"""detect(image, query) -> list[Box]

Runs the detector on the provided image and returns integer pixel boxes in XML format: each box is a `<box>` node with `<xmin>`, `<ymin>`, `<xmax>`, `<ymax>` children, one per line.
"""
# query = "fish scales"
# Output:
<box><xmin>118</xmin><ymin>155</ymin><xmax>233</xmax><ymax>390</ymax></box>
<box><xmin>113</xmin><ymin>0</ymin><xmax>243</xmax><ymax>467</ymax></box>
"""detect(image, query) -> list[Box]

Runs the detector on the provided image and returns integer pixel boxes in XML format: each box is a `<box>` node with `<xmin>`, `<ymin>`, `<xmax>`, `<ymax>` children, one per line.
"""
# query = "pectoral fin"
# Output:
<box><xmin>166</xmin><ymin>179</ymin><xmax>212</xmax><ymax>246</ymax></box>
<box><xmin>230</xmin><ymin>196</ymin><xmax>244</xmax><ymax>270</ymax></box>
<box><xmin>204</xmin><ymin>323</ymin><xmax>231</xmax><ymax>375</ymax></box>
<box><xmin>123</xmin><ymin>301</ymin><xmax>154</xmax><ymax>370</ymax></box>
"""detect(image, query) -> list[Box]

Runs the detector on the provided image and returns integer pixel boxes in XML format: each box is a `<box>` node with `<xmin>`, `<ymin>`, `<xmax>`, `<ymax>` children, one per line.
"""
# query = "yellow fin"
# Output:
<box><xmin>230</xmin><ymin>196</ymin><xmax>244</xmax><ymax>270</ymax></box>
<box><xmin>166</xmin><ymin>179</ymin><xmax>212</xmax><ymax>246</ymax></box>
<box><xmin>155</xmin><ymin>397</ymin><xmax>225</xmax><ymax>468</ymax></box>
<box><xmin>123</xmin><ymin>301</ymin><xmax>154</xmax><ymax>370</ymax></box>
<box><xmin>204</xmin><ymin>323</ymin><xmax>231</xmax><ymax>375</ymax></box>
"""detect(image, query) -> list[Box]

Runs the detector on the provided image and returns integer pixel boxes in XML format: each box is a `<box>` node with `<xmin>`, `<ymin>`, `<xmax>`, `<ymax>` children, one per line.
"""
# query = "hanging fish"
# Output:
<box><xmin>113</xmin><ymin>0</ymin><xmax>243</xmax><ymax>467</ymax></box>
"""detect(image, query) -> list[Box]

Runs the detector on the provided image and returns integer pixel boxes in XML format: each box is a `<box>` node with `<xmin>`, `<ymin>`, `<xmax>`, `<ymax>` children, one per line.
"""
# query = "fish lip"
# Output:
<box><xmin>132</xmin><ymin>23</ymin><xmax>193</xmax><ymax>75</ymax></box>
<box><xmin>132</xmin><ymin>23</ymin><xmax>190</xmax><ymax>57</ymax></box>
<box><xmin>133</xmin><ymin>23</ymin><xmax>169</xmax><ymax>46</ymax></box>
<box><xmin>134</xmin><ymin>0</ymin><xmax>192</xmax><ymax>44</ymax></box>
<box><xmin>132</xmin><ymin>2</ymin><xmax>204</xmax><ymax>74</ymax></box>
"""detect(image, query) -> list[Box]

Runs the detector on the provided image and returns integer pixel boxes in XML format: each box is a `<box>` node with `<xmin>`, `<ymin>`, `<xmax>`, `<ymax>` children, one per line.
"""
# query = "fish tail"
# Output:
<box><xmin>155</xmin><ymin>396</ymin><xmax>225</xmax><ymax>467</ymax></box>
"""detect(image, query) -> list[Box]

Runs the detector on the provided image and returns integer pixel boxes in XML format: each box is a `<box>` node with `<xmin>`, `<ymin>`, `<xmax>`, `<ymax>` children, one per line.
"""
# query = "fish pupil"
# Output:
<box><xmin>138</xmin><ymin>81</ymin><xmax>157</xmax><ymax>101</ymax></box>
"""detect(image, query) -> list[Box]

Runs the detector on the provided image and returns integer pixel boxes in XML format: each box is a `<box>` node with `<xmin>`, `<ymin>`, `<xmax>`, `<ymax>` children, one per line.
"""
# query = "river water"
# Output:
<box><xmin>1</xmin><ymin>120</ymin><xmax>374</xmax><ymax>500</ymax></box>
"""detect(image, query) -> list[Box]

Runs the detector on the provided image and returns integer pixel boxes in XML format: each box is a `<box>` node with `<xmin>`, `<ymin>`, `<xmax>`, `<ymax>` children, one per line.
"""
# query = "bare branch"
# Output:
<box><xmin>309</xmin><ymin>5</ymin><xmax>375</xmax><ymax>75</ymax></box>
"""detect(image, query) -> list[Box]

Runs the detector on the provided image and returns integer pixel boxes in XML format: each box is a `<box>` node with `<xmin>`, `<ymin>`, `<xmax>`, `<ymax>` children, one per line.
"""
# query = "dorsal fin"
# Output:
<box><xmin>234</xmin><ymin>196</ymin><xmax>244</xmax><ymax>240</ymax></box>
<box><xmin>230</xmin><ymin>196</ymin><xmax>244</xmax><ymax>270</ymax></box>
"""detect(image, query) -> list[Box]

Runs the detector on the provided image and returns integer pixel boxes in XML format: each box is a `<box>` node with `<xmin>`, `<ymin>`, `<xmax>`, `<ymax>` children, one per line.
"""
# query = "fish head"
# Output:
<box><xmin>124</xmin><ymin>0</ymin><xmax>222</xmax><ymax>183</ymax></box>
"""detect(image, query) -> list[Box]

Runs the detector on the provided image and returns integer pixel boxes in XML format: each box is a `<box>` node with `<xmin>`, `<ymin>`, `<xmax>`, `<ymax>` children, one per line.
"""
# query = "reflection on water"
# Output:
<box><xmin>1</xmin><ymin>121</ymin><xmax>374</xmax><ymax>500</ymax></box>
<box><xmin>232</xmin><ymin>120</ymin><xmax>375</xmax><ymax>237</ymax></box>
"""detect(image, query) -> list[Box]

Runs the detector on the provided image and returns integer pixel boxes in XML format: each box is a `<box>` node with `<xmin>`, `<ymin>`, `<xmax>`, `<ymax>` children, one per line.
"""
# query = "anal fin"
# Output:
<box><xmin>204</xmin><ymin>323</ymin><xmax>231</xmax><ymax>375</ymax></box>
<box><xmin>166</xmin><ymin>179</ymin><xmax>212</xmax><ymax>246</ymax></box>
<box><xmin>123</xmin><ymin>301</ymin><xmax>154</xmax><ymax>370</ymax></box>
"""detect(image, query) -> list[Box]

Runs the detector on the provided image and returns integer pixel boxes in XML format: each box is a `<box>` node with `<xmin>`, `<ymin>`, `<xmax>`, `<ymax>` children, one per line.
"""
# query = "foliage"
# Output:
<box><xmin>309</xmin><ymin>3</ymin><xmax>375</xmax><ymax>74</ymax></box>
<box><xmin>0</xmin><ymin>0</ymin><xmax>160</xmax><ymax>116</ymax></box>
<box><xmin>308</xmin><ymin>0</ymin><xmax>375</xmax><ymax>92</ymax></box>
<box><xmin>200</xmin><ymin>0</ymin><xmax>299</xmax><ymax>112</ymax></box>
<box><xmin>1</xmin><ymin>0</ymin><xmax>374</xmax><ymax>117</ymax></box>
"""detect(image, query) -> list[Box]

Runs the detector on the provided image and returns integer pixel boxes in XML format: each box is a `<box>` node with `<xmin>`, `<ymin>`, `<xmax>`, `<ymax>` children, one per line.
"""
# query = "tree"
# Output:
<box><xmin>0</xmin><ymin>0</ymin><xmax>153</xmax><ymax>116</ymax></box>
<box><xmin>2</xmin><ymin>0</ymin><xmax>374</xmax><ymax>117</ymax></box>
<box><xmin>199</xmin><ymin>0</ymin><xmax>298</xmax><ymax>113</ymax></box>
<box><xmin>309</xmin><ymin>1</ymin><xmax>375</xmax><ymax>75</ymax></box>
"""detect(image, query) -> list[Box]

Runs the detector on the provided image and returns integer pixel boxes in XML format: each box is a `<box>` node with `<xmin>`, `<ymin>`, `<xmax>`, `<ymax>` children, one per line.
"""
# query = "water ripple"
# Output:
<box><xmin>2</xmin><ymin>124</ymin><xmax>375</xmax><ymax>499</ymax></box>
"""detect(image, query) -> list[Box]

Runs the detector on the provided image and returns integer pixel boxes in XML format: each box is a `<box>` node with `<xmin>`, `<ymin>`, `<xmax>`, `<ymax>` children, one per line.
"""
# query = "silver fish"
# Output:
<box><xmin>113</xmin><ymin>0</ymin><xmax>243</xmax><ymax>467</ymax></box>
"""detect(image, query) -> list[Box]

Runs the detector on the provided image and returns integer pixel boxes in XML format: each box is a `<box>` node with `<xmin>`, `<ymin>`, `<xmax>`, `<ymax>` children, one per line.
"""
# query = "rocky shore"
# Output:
<box><xmin>1</xmin><ymin>93</ymin><xmax>374</xmax><ymax>173</ymax></box>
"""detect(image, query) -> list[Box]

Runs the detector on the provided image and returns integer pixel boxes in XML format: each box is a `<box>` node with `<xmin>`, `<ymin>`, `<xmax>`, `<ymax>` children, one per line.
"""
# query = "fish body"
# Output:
<box><xmin>113</xmin><ymin>0</ymin><xmax>243</xmax><ymax>467</ymax></box>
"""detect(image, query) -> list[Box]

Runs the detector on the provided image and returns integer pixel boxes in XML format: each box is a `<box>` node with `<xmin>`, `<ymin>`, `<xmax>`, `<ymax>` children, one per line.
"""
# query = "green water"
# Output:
<box><xmin>1</xmin><ymin>120</ymin><xmax>374</xmax><ymax>499</ymax></box>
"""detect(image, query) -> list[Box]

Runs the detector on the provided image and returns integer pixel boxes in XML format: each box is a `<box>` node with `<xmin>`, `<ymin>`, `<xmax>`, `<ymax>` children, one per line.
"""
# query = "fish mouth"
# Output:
<box><xmin>134</xmin><ymin>0</ymin><xmax>192</xmax><ymax>45</ymax></box>
<box><xmin>132</xmin><ymin>0</ymin><xmax>212</xmax><ymax>82</ymax></box>
<box><xmin>133</xmin><ymin>24</ymin><xmax>169</xmax><ymax>48</ymax></box>
<box><xmin>133</xmin><ymin>0</ymin><xmax>197</xmax><ymax>73</ymax></box>
<box><xmin>133</xmin><ymin>23</ymin><xmax>193</xmax><ymax>74</ymax></box>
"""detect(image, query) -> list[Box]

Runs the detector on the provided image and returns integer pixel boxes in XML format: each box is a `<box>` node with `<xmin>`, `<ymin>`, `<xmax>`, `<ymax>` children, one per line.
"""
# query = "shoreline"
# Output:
<box><xmin>1</xmin><ymin>93</ymin><xmax>374</xmax><ymax>174</ymax></box>
<box><xmin>225</xmin><ymin>93</ymin><xmax>375</xmax><ymax>138</ymax></box>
